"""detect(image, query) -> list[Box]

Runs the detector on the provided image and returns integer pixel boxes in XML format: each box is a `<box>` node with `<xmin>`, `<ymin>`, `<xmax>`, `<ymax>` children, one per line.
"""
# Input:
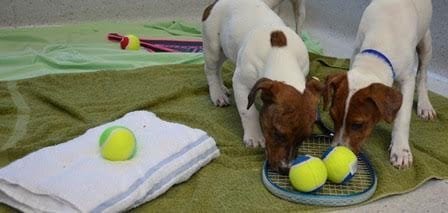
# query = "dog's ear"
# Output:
<box><xmin>323</xmin><ymin>73</ymin><xmax>347</xmax><ymax>110</ymax></box>
<box><xmin>365</xmin><ymin>83</ymin><xmax>403</xmax><ymax>123</ymax></box>
<box><xmin>305</xmin><ymin>78</ymin><xmax>324</xmax><ymax>99</ymax></box>
<box><xmin>304</xmin><ymin>78</ymin><xmax>324</xmax><ymax>109</ymax></box>
<box><xmin>247</xmin><ymin>78</ymin><xmax>274</xmax><ymax>110</ymax></box>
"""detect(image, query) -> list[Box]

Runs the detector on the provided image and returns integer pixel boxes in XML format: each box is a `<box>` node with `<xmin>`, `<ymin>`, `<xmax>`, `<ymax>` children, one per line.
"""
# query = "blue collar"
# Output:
<box><xmin>361</xmin><ymin>49</ymin><xmax>396</xmax><ymax>80</ymax></box>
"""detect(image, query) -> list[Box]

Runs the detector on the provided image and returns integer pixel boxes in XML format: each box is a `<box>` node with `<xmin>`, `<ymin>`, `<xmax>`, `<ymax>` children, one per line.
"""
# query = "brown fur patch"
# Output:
<box><xmin>323</xmin><ymin>73</ymin><xmax>349</xmax><ymax>139</ymax></box>
<box><xmin>324</xmin><ymin>73</ymin><xmax>403</xmax><ymax>153</ymax></box>
<box><xmin>248</xmin><ymin>78</ymin><xmax>323</xmax><ymax>174</ymax></box>
<box><xmin>344</xmin><ymin>83</ymin><xmax>402</xmax><ymax>153</ymax></box>
<box><xmin>202</xmin><ymin>1</ymin><xmax>217</xmax><ymax>22</ymax></box>
<box><xmin>344</xmin><ymin>88</ymin><xmax>381</xmax><ymax>153</ymax></box>
<box><xmin>270</xmin><ymin>31</ymin><xmax>287</xmax><ymax>47</ymax></box>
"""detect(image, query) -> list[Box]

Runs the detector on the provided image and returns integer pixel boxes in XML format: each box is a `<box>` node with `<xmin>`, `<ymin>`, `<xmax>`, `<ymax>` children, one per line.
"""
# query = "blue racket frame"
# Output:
<box><xmin>261</xmin><ymin>109</ymin><xmax>378</xmax><ymax>206</ymax></box>
<box><xmin>262</xmin><ymin>135</ymin><xmax>378</xmax><ymax>206</ymax></box>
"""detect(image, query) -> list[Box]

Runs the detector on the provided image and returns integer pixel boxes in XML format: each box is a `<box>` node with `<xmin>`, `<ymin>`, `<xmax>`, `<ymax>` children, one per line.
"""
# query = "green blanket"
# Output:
<box><xmin>0</xmin><ymin>21</ymin><xmax>204</xmax><ymax>81</ymax></box>
<box><xmin>0</xmin><ymin>21</ymin><xmax>322</xmax><ymax>81</ymax></box>
<box><xmin>1</xmin><ymin>54</ymin><xmax>447</xmax><ymax>212</ymax></box>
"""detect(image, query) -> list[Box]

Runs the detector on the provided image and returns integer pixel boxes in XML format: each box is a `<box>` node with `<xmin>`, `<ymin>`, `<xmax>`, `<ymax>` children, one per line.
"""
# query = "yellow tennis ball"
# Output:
<box><xmin>120</xmin><ymin>34</ymin><xmax>140</xmax><ymax>50</ymax></box>
<box><xmin>289</xmin><ymin>155</ymin><xmax>327</xmax><ymax>192</ymax></box>
<box><xmin>322</xmin><ymin>146</ymin><xmax>358</xmax><ymax>184</ymax></box>
<box><xmin>99</xmin><ymin>126</ymin><xmax>137</xmax><ymax>161</ymax></box>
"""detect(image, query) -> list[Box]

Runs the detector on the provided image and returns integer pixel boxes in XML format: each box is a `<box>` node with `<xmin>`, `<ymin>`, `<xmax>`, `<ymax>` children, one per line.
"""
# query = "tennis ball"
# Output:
<box><xmin>289</xmin><ymin>155</ymin><xmax>327</xmax><ymax>192</ymax></box>
<box><xmin>99</xmin><ymin>126</ymin><xmax>137</xmax><ymax>161</ymax></box>
<box><xmin>120</xmin><ymin>34</ymin><xmax>140</xmax><ymax>50</ymax></box>
<box><xmin>322</xmin><ymin>146</ymin><xmax>358</xmax><ymax>184</ymax></box>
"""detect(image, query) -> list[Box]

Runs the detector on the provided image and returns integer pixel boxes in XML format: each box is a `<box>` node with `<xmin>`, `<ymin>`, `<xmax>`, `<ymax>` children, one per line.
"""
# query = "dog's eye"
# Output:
<box><xmin>351</xmin><ymin>123</ymin><xmax>364</xmax><ymax>131</ymax></box>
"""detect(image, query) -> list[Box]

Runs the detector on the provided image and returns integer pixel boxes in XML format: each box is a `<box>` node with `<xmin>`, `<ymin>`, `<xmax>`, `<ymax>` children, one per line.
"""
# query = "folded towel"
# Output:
<box><xmin>0</xmin><ymin>111</ymin><xmax>220</xmax><ymax>212</ymax></box>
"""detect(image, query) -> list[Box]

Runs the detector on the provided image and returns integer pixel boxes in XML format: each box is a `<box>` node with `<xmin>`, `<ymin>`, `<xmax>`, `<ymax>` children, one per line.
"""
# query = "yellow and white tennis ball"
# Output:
<box><xmin>322</xmin><ymin>146</ymin><xmax>358</xmax><ymax>184</ymax></box>
<box><xmin>120</xmin><ymin>34</ymin><xmax>140</xmax><ymax>50</ymax></box>
<box><xmin>99</xmin><ymin>126</ymin><xmax>137</xmax><ymax>161</ymax></box>
<box><xmin>289</xmin><ymin>155</ymin><xmax>327</xmax><ymax>192</ymax></box>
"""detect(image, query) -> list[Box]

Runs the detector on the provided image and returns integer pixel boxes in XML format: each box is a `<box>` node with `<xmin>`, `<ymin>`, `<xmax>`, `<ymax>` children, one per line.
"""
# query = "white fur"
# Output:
<box><xmin>336</xmin><ymin>0</ymin><xmax>435</xmax><ymax>168</ymax></box>
<box><xmin>202</xmin><ymin>0</ymin><xmax>308</xmax><ymax>148</ymax></box>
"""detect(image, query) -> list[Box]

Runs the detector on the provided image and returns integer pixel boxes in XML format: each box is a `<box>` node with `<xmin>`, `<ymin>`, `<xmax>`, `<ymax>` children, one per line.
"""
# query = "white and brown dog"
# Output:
<box><xmin>324</xmin><ymin>0</ymin><xmax>436</xmax><ymax>169</ymax></box>
<box><xmin>202</xmin><ymin>0</ymin><xmax>322</xmax><ymax>173</ymax></box>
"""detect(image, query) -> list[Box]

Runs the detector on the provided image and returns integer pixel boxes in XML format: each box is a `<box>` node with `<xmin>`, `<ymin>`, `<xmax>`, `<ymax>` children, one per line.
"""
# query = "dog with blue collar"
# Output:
<box><xmin>322</xmin><ymin>0</ymin><xmax>436</xmax><ymax>170</ymax></box>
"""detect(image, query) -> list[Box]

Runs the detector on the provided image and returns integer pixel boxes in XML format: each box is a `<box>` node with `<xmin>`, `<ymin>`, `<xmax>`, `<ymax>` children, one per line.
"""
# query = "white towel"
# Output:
<box><xmin>0</xmin><ymin>111</ymin><xmax>220</xmax><ymax>212</ymax></box>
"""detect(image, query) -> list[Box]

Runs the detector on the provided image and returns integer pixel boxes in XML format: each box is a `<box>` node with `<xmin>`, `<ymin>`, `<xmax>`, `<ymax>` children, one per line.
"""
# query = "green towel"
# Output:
<box><xmin>1</xmin><ymin>54</ymin><xmax>447</xmax><ymax>212</ymax></box>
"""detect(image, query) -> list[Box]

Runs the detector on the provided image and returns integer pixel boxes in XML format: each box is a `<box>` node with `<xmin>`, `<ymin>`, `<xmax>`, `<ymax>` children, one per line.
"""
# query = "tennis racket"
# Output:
<box><xmin>261</xmin><ymin>110</ymin><xmax>377</xmax><ymax>206</ymax></box>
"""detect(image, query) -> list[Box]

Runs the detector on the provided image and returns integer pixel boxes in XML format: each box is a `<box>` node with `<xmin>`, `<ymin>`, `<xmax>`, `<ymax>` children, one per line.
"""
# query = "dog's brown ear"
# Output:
<box><xmin>323</xmin><ymin>73</ymin><xmax>347</xmax><ymax>110</ymax></box>
<box><xmin>304</xmin><ymin>78</ymin><xmax>324</xmax><ymax>109</ymax></box>
<box><xmin>366</xmin><ymin>83</ymin><xmax>403</xmax><ymax>123</ymax></box>
<box><xmin>247</xmin><ymin>78</ymin><xmax>274</xmax><ymax>110</ymax></box>
<box><xmin>305</xmin><ymin>78</ymin><xmax>324</xmax><ymax>98</ymax></box>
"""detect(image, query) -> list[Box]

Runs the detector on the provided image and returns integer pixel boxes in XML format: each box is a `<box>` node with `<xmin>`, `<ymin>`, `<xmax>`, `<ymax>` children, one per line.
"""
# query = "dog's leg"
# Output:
<box><xmin>265</xmin><ymin>0</ymin><xmax>305</xmax><ymax>34</ymax></box>
<box><xmin>203</xmin><ymin>33</ymin><xmax>230</xmax><ymax>107</ymax></box>
<box><xmin>264</xmin><ymin>0</ymin><xmax>283</xmax><ymax>15</ymax></box>
<box><xmin>416</xmin><ymin>30</ymin><xmax>437</xmax><ymax>120</ymax></box>
<box><xmin>233</xmin><ymin>69</ymin><xmax>265</xmax><ymax>148</ymax></box>
<box><xmin>390</xmin><ymin>76</ymin><xmax>415</xmax><ymax>169</ymax></box>
<box><xmin>290</xmin><ymin>0</ymin><xmax>305</xmax><ymax>33</ymax></box>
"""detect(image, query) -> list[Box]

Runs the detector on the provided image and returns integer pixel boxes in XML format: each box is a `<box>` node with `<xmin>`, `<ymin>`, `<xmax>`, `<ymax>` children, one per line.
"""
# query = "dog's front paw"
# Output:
<box><xmin>209</xmin><ymin>86</ymin><xmax>230</xmax><ymax>107</ymax></box>
<box><xmin>389</xmin><ymin>143</ymin><xmax>413</xmax><ymax>169</ymax></box>
<box><xmin>243</xmin><ymin>131</ymin><xmax>265</xmax><ymax>148</ymax></box>
<box><xmin>221</xmin><ymin>84</ymin><xmax>231</xmax><ymax>96</ymax></box>
<box><xmin>417</xmin><ymin>101</ymin><xmax>437</xmax><ymax>120</ymax></box>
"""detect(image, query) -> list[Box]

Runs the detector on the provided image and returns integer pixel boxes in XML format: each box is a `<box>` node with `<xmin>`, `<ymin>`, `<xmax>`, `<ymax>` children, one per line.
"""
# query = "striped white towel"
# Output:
<box><xmin>0</xmin><ymin>111</ymin><xmax>220</xmax><ymax>212</ymax></box>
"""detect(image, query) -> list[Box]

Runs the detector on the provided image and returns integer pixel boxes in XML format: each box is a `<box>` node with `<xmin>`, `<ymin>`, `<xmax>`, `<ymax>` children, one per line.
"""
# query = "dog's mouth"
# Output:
<box><xmin>331</xmin><ymin>133</ymin><xmax>364</xmax><ymax>155</ymax></box>
<box><xmin>267</xmin><ymin>158</ymin><xmax>293</xmax><ymax>175</ymax></box>
<box><xmin>277</xmin><ymin>165</ymin><xmax>290</xmax><ymax>175</ymax></box>
<box><xmin>267</xmin><ymin>163</ymin><xmax>290</xmax><ymax>175</ymax></box>
<box><xmin>265</xmin><ymin>140</ymin><xmax>302</xmax><ymax>175</ymax></box>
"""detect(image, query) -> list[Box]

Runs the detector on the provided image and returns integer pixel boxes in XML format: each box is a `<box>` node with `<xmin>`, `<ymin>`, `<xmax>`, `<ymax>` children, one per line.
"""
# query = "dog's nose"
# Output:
<box><xmin>278</xmin><ymin>166</ymin><xmax>290</xmax><ymax>175</ymax></box>
<box><xmin>331</xmin><ymin>137</ymin><xmax>344</xmax><ymax>147</ymax></box>
<box><xmin>331</xmin><ymin>141</ymin><xmax>342</xmax><ymax>146</ymax></box>
<box><xmin>278</xmin><ymin>161</ymin><xmax>291</xmax><ymax>175</ymax></box>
